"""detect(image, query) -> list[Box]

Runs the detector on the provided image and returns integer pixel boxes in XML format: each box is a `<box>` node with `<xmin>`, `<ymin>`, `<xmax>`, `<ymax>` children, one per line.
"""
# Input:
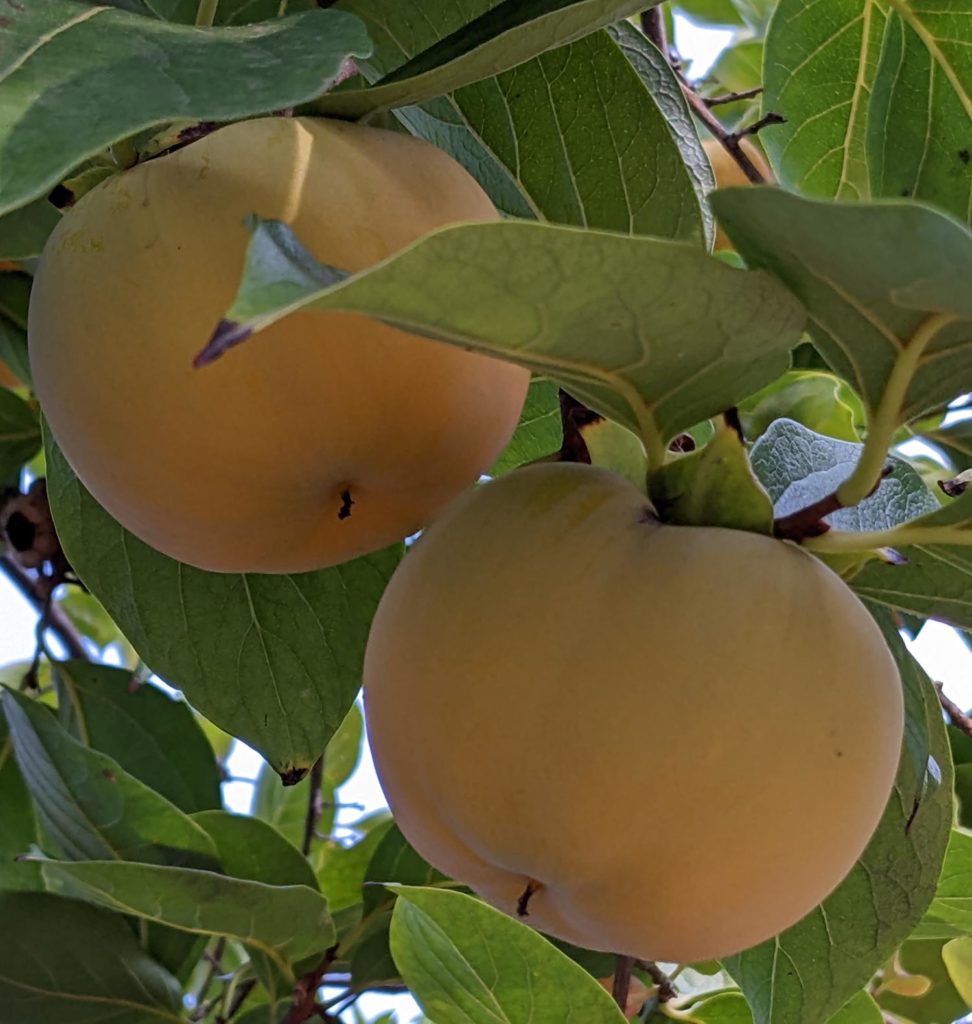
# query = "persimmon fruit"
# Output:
<box><xmin>364</xmin><ymin>462</ymin><xmax>904</xmax><ymax>962</ymax></box>
<box><xmin>29</xmin><ymin>117</ymin><xmax>528</xmax><ymax>572</ymax></box>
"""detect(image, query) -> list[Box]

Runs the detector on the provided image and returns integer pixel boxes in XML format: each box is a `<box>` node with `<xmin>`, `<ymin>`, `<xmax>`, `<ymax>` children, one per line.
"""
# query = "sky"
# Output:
<box><xmin>1</xmin><ymin>17</ymin><xmax>968</xmax><ymax>1024</ymax></box>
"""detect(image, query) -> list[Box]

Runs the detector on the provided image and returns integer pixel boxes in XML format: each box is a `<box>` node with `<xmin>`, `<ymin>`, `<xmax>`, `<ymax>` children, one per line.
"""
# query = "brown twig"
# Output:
<box><xmin>680</xmin><ymin>85</ymin><xmax>770</xmax><ymax>184</ymax></box>
<box><xmin>612</xmin><ymin>954</ymin><xmax>635</xmax><ymax>1013</ymax></box>
<box><xmin>936</xmin><ymin>683</ymin><xmax>972</xmax><ymax>741</ymax></box>
<box><xmin>705</xmin><ymin>86</ymin><xmax>764</xmax><ymax>107</ymax></box>
<box><xmin>301</xmin><ymin>755</ymin><xmax>326</xmax><ymax>857</ymax></box>
<box><xmin>639</xmin><ymin>6</ymin><xmax>666</xmax><ymax>53</ymax></box>
<box><xmin>737</xmin><ymin>111</ymin><xmax>786</xmax><ymax>139</ymax></box>
<box><xmin>773</xmin><ymin>465</ymin><xmax>894</xmax><ymax>542</ymax></box>
<box><xmin>0</xmin><ymin>554</ymin><xmax>88</xmax><ymax>661</ymax></box>
<box><xmin>635</xmin><ymin>961</ymin><xmax>677</xmax><ymax>1002</ymax></box>
<box><xmin>285</xmin><ymin>945</ymin><xmax>339</xmax><ymax>1024</ymax></box>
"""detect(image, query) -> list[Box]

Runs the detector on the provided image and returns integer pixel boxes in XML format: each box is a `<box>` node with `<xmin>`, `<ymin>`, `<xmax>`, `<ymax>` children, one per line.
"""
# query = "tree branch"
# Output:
<box><xmin>0</xmin><ymin>554</ymin><xmax>88</xmax><ymax>661</ymax></box>
<box><xmin>705</xmin><ymin>86</ymin><xmax>764</xmax><ymax>107</ymax></box>
<box><xmin>639</xmin><ymin>7</ymin><xmax>666</xmax><ymax>53</ymax></box>
<box><xmin>301</xmin><ymin>755</ymin><xmax>325</xmax><ymax>857</ymax></box>
<box><xmin>679</xmin><ymin>85</ymin><xmax>769</xmax><ymax>184</ymax></box>
<box><xmin>635</xmin><ymin>961</ymin><xmax>676</xmax><ymax>1002</ymax></box>
<box><xmin>285</xmin><ymin>945</ymin><xmax>339</xmax><ymax>1024</ymax></box>
<box><xmin>936</xmin><ymin>683</ymin><xmax>972</xmax><ymax>741</ymax></box>
<box><xmin>612</xmin><ymin>954</ymin><xmax>634</xmax><ymax>1013</ymax></box>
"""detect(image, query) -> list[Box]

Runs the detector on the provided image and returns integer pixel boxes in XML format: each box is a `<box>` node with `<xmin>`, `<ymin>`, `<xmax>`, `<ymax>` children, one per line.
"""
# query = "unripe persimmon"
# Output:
<box><xmin>364</xmin><ymin>463</ymin><xmax>904</xmax><ymax>963</ymax></box>
<box><xmin>704</xmin><ymin>137</ymin><xmax>773</xmax><ymax>251</ymax></box>
<box><xmin>29</xmin><ymin>117</ymin><xmax>528</xmax><ymax>573</ymax></box>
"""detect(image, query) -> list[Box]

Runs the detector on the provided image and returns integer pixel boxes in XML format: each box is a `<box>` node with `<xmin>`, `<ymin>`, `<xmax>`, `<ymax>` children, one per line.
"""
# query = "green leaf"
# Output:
<box><xmin>0</xmin><ymin>198</ymin><xmax>60</xmax><ymax>260</ymax></box>
<box><xmin>0</xmin><ymin>316</ymin><xmax>29</xmax><ymax>388</ymax></box>
<box><xmin>650</xmin><ymin>420</ymin><xmax>774</xmax><ymax>532</ymax></box>
<box><xmin>682</xmin><ymin>991</ymin><xmax>753</xmax><ymax>1023</ymax></box>
<box><xmin>762</xmin><ymin>0</ymin><xmax>971</xmax><ymax>222</ymax></box>
<box><xmin>576</xmin><ymin>414</ymin><xmax>648</xmax><ymax>491</ymax></box>
<box><xmin>710</xmin><ymin>191</ymin><xmax>972</xmax><ymax>424</ymax></box>
<box><xmin>0</xmin><ymin>716</ymin><xmax>36</xmax><ymax>861</ymax></box>
<box><xmin>674</xmin><ymin>0</ymin><xmax>744</xmax><ymax>26</ymax></box>
<box><xmin>740</xmin><ymin>370</ymin><xmax>864</xmax><ymax>442</ymax></box>
<box><xmin>340</xmin><ymin>4</ymin><xmax>709</xmax><ymax>242</ymax></box>
<box><xmin>826</xmin><ymin>991</ymin><xmax>884</xmax><ymax>1024</ymax></box>
<box><xmin>942</xmin><ymin>935</ymin><xmax>972</xmax><ymax>1006</ymax></box>
<box><xmin>750</xmin><ymin>418</ymin><xmax>939</xmax><ymax>531</ymax></box>
<box><xmin>877</xmin><ymin>938</ymin><xmax>971</xmax><ymax>1023</ymax></box>
<box><xmin>56</xmin><ymin>591</ymin><xmax>124</xmax><ymax>649</ymax></box>
<box><xmin>41</xmin><ymin>859</ymin><xmax>334</xmax><ymax>980</ymax></box>
<box><xmin>1</xmin><ymin>688</ymin><xmax>219</xmax><ymax>867</ymax></box>
<box><xmin>0</xmin><ymin>387</ymin><xmax>40</xmax><ymax>480</ymax></box>
<box><xmin>317</xmin><ymin>0</ymin><xmax>652</xmax><ymax>118</ymax></box>
<box><xmin>54</xmin><ymin>660</ymin><xmax>221</xmax><ymax>814</ymax></box>
<box><xmin>389</xmin><ymin>886</ymin><xmax>627</xmax><ymax>1024</ymax></box>
<box><xmin>192</xmin><ymin>809</ymin><xmax>319</xmax><ymax>890</ymax></box>
<box><xmin>0</xmin><ymin>890</ymin><xmax>183</xmax><ymax>1023</ymax></box>
<box><xmin>317</xmin><ymin>811</ymin><xmax>393</xmax><ymax>912</ymax></box>
<box><xmin>0</xmin><ymin>2</ymin><xmax>372</xmax><ymax>215</ymax></box>
<box><xmin>220</xmin><ymin>217</ymin><xmax>805</xmax><ymax>459</ymax></box>
<box><xmin>490</xmin><ymin>379</ymin><xmax>562</xmax><ymax>475</ymax></box>
<box><xmin>348</xmin><ymin>825</ymin><xmax>454</xmax><ymax>988</ymax></box>
<box><xmin>949</xmin><ymin>724</ymin><xmax>972</xmax><ymax>829</ymax></box>
<box><xmin>46</xmin><ymin>435</ymin><xmax>401</xmax><ymax>777</ymax></box>
<box><xmin>920</xmin><ymin>829</ymin><xmax>972</xmax><ymax>936</ymax></box>
<box><xmin>724</xmin><ymin>610</ymin><xmax>952</xmax><ymax>1024</ymax></box>
<box><xmin>253</xmin><ymin>701</ymin><xmax>365</xmax><ymax>869</ymax></box>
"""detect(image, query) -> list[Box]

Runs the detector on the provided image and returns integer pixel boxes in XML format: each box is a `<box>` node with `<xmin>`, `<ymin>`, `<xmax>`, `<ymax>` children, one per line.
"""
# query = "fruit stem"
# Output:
<box><xmin>195</xmin><ymin>0</ymin><xmax>219</xmax><ymax>27</ymax></box>
<box><xmin>612</xmin><ymin>954</ymin><xmax>635</xmax><ymax>1013</ymax></box>
<box><xmin>836</xmin><ymin>312</ymin><xmax>957</xmax><ymax>509</ymax></box>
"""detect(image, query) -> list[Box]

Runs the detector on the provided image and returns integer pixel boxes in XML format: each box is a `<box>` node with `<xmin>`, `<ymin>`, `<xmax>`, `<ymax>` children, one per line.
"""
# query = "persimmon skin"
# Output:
<box><xmin>0</xmin><ymin>361</ymin><xmax>16</xmax><ymax>388</ymax></box>
<box><xmin>704</xmin><ymin>138</ymin><xmax>774</xmax><ymax>251</ymax></box>
<box><xmin>364</xmin><ymin>463</ymin><xmax>904</xmax><ymax>963</ymax></box>
<box><xmin>29</xmin><ymin>117</ymin><xmax>528</xmax><ymax>572</ymax></box>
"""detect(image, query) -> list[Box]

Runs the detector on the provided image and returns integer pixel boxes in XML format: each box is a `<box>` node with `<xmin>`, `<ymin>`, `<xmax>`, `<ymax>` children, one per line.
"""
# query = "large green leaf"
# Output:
<box><xmin>711</xmin><ymin>190</ymin><xmax>972</xmax><ymax>422</ymax></box>
<box><xmin>0</xmin><ymin>1</ymin><xmax>372</xmax><ymax>215</ymax></box>
<box><xmin>46</xmin><ymin>436</ymin><xmax>401</xmax><ymax>777</ymax></box>
<box><xmin>762</xmin><ymin>0</ymin><xmax>971</xmax><ymax>222</ymax></box>
<box><xmin>55</xmin><ymin>660</ymin><xmax>221</xmax><ymax>814</ymax></box>
<box><xmin>0</xmin><ymin>890</ymin><xmax>183</xmax><ymax>1024</ymax></box>
<box><xmin>216</xmin><ymin>217</ymin><xmax>805</xmax><ymax>462</ymax></box>
<box><xmin>919</xmin><ymin>829</ymin><xmax>972</xmax><ymax>936</ymax></box>
<box><xmin>724</xmin><ymin>610</ymin><xmax>952</xmax><ymax>1024</ymax></box>
<box><xmin>318</xmin><ymin>0</ymin><xmax>654</xmax><ymax>118</ymax></box>
<box><xmin>338</xmin><ymin>1</ymin><xmax>709</xmax><ymax>242</ymax></box>
<box><xmin>389</xmin><ymin>886</ymin><xmax>627</xmax><ymax>1023</ymax></box>
<box><xmin>192</xmin><ymin>809</ymin><xmax>319</xmax><ymax>890</ymax></box>
<box><xmin>0</xmin><ymin>387</ymin><xmax>40</xmax><ymax>480</ymax></box>
<box><xmin>0</xmin><ymin>198</ymin><xmax>60</xmax><ymax>260</ymax></box>
<box><xmin>0</xmin><ymin>716</ymin><xmax>36</xmax><ymax>861</ymax></box>
<box><xmin>42</xmin><ymin>859</ymin><xmax>334</xmax><ymax>980</ymax></box>
<box><xmin>1</xmin><ymin>688</ymin><xmax>219</xmax><ymax>867</ymax></box>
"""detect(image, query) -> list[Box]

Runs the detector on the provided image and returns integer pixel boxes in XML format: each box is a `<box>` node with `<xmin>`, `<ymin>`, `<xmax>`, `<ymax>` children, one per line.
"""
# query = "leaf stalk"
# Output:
<box><xmin>836</xmin><ymin>312</ymin><xmax>958</xmax><ymax>508</ymax></box>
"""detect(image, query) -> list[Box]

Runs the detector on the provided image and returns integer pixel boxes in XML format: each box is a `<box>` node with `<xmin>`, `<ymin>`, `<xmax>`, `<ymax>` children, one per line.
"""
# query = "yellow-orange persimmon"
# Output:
<box><xmin>704</xmin><ymin>137</ymin><xmax>773</xmax><ymax>251</ymax></box>
<box><xmin>364</xmin><ymin>463</ymin><xmax>904</xmax><ymax>963</ymax></box>
<box><xmin>29</xmin><ymin>117</ymin><xmax>528</xmax><ymax>572</ymax></box>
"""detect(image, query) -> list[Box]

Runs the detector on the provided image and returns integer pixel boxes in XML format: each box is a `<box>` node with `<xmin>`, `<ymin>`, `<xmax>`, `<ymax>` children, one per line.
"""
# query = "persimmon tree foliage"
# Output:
<box><xmin>0</xmin><ymin>1</ymin><xmax>970</xmax><ymax>1023</ymax></box>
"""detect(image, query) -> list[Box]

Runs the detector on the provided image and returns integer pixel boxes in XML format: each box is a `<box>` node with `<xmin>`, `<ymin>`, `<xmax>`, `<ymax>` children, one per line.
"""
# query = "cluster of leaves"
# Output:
<box><xmin>0</xmin><ymin>0</ymin><xmax>970</xmax><ymax>1023</ymax></box>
